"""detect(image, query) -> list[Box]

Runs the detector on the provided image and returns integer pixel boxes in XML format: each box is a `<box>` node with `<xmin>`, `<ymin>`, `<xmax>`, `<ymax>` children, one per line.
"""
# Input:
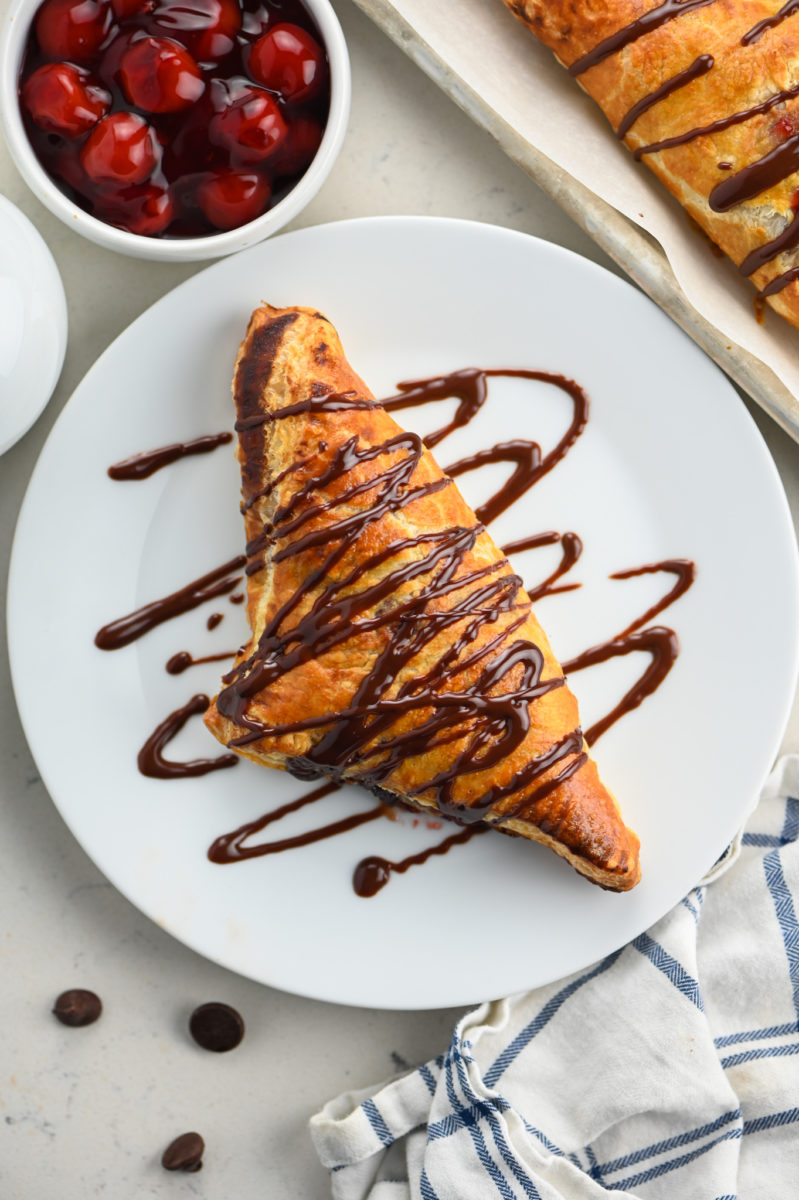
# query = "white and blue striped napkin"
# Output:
<box><xmin>310</xmin><ymin>756</ymin><xmax>799</xmax><ymax>1199</ymax></box>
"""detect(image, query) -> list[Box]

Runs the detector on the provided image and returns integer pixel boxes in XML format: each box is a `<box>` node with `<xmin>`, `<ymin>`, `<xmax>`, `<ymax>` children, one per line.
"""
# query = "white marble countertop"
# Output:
<box><xmin>2</xmin><ymin>2</ymin><xmax>799</xmax><ymax>1195</ymax></box>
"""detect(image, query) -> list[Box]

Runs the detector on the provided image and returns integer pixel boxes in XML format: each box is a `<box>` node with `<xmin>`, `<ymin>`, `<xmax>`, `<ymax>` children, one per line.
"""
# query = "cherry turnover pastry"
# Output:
<box><xmin>203</xmin><ymin>304</ymin><xmax>642</xmax><ymax>892</ymax></box>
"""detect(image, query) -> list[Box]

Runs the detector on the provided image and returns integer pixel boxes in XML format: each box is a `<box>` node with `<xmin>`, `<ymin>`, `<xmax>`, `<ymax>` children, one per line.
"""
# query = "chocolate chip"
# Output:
<box><xmin>188</xmin><ymin>1002</ymin><xmax>244</xmax><ymax>1052</ymax></box>
<box><xmin>52</xmin><ymin>989</ymin><xmax>102</xmax><ymax>1027</ymax></box>
<box><xmin>161</xmin><ymin>1131</ymin><xmax>204</xmax><ymax>1172</ymax></box>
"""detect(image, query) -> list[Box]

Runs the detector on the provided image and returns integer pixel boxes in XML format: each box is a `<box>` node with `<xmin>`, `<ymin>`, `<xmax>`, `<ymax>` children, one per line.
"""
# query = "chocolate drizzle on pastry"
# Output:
<box><xmin>632</xmin><ymin>80</ymin><xmax>799</xmax><ymax>163</ymax></box>
<box><xmin>202</xmin><ymin>304</ymin><xmax>691</xmax><ymax>891</ymax></box>
<box><xmin>568</xmin><ymin>0</ymin><xmax>719</xmax><ymax>77</ymax></box>
<box><xmin>616</xmin><ymin>55</ymin><xmax>715</xmax><ymax>141</ymax></box>
<box><xmin>741</xmin><ymin>1</ymin><xmax>799</xmax><ymax>47</ymax></box>
<box><xmin>505</xmin><ymin>0</ymin><xmax>799</xmax><ymax>311</ymax></box>
<box><xmin>213</xmin><ymin>365</ymin><xmax>587</xmax><ymax>827</ymax></box>
<box><xmin>99</xmin><ymin>316</ymin><xmax>695</xmax><ymax>892</ymax></box>
<box><xmin>709</xmin><ymin>135</ymin><xmax>799</xmax><ymax>212</ymax></box>
<box><xmin>209</xmin><ymin>556</ymin><xmax>694</xmax><ymax>882</ymax></box>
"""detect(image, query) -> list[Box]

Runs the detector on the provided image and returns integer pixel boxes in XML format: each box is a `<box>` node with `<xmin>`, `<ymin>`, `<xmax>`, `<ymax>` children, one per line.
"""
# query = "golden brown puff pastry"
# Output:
<box><xmin>204</xmin><ymin>303</ymin><xmax>641</xmax><ymax>891</ymax></box>
<box><xmin>501</xmin><ymin>0</ymin><xmax>799</xmax><ymax>330</ymax></box>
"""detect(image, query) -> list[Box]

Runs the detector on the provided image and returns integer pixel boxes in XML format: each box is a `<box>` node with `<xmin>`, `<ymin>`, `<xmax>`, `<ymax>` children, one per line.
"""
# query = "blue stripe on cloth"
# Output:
<box><xmin>609</xmin><ymin>1105</ymin><xmax>799</xmax><ymax>1191</ymax></box>
<box><xmin>681</xmin><ymin>893</ymin><xmax>700</xmax><ymax>922</ymax></box>
<box><xmin>419</xmin><ymin>1063</ymin><xmax>438</xmax><ymax>1096</ymax></box>
<box><xmin>429</xmin><ymin>1099</ymin><xmax>511</xmax><ymax>1141</ymax></box>
<box><xmin>450</xmin><ymin>1041</ymin><xmax>542</xmax><ymax>1200</ymax></box>
<box><xmin>442</xmin><ymin>1046</ymin><xmax>519</xmax><ymax>1200</ymax></box>
<box><xmin>486</xmin><ymin>1115</ymin><xmax>543</xmax><ymax>1200</ymax></box>
<box><xmin>632</xmin><ymin>932</ymin><xmax>704</xmax><ymax>1010</ymax></box>
<box><xmin>721</xmin><ymin>1042</ymin><xmax>799</xmax><ymax>1069</ymax></box>
<box><xmin>420</xmin><ymin>1167</ymin><xmax>440</xmax><ymax>1200</ymax></box>
<box><xmin>519</xmin><ymin>1118</ymin><xmax>566</xmax><ymax>1158</ymax></box>
<box><xmin>743</xmin><ymin>833</ymin><xmax>788</xmax><ymax>847</ymax></box>
<box><xmin>714</xmin><ymin>1022</ymin><xmax>799</xmax><ymax>1048</ymax></box>
<box><xmin>763</xmin><ymin>843</ymin><xmax>799</xmax><ymax>1020</ymax></box>
<box><xmin>743</xmin><ymin>1106</ymin><xmax>799</xmax><ymax>1135</ymax></box>
<box><xmin>614</xmin><ymin>1127</ymin><xmax>741</xmax><ymax>1190</ymax></box>
<box><xmin>583</xmin><ymin>1143</ymin><xmax>602</xmax><ymax>1182</ymax></box>
<box><xmin>782</xmin><ymin>796</ymin><xmax>799</xmax><ymax>843</ymax></box>
<box><xmin>428</xmin><ymin>1112</ymin><xmax>459</xmax><ymax>1140</ymax></box>
<box><xmin>361</xmin><ymin>1098</ymin><xmax>393</xmax><ymax>1148</ymax></box>
<box><xmin>713</xmin><ymin>1195</ymin><xmax>738</xmax><ymax>1199</ymax></box>
<box><xmin>593</xmin><ymin>1108</ymin><xmax>741</xmax><ymax>1177</ymax></box>
<box><xmin>484</xmin><ymin>949</ymin><xmax>624</xmax><ymax>1088</ymax></box>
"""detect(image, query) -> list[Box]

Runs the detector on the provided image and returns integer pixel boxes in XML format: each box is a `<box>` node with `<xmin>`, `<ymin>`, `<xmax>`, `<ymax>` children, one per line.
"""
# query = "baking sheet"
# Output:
<box><xmin>350</xmin><ymin>0</ymin><xmax>799</xmax><ymax>442</ymax></box>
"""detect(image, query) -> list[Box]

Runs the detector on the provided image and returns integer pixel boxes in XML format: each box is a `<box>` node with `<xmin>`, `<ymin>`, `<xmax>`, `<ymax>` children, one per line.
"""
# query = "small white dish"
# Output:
<box><xmin>0</xmin><ymin>0</ymin><xmax>350</xmax><ymax>263</ymax></box>
<box><xmin>0</xmin><ymin>194</ymin><xmax>67</xmax><ymax>456</ymax></box>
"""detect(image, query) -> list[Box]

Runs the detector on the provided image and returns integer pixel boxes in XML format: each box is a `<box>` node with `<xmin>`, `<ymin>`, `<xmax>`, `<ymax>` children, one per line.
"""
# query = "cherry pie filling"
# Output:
<box><xmin>18</xmin><ymin>0</ymin><xmax>330</xmax><ymax>237</ymax></box>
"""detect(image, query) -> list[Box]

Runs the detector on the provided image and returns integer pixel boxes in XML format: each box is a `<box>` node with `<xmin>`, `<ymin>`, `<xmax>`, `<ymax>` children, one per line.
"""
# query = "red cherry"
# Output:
<box><xmin>773</xmin><ymin>115</ymin><xmax>795</xmax><ymax>141</ymax></box>
<box><xmin>94</xmin><ymin>181</ymin><xmax>174</xmax><ymax>234</ymax></box>
<box><xmin>151</xmin><ymin>0</ymin><xmax>241</xmax><ymax>61</ymax></box>
<box><xmin>119</xmin><ymin>36</ymin><xmax>204</xmax><ymax>112</ymax></box>
<box><xmin>210</xmin><ymin>84</ymin><xmax>287</xmax><ymax>163</ymax></box>
<box><xmin>50</xmin><ymin>142</ymin><xmax>95</xmax><ymax>196</ymax></box>
<box><xmin>110</xmin><ymin>0</ymin><xmax>152</xmax><ymax>16</ymax></box>
<box><xmin>22</xmin><ymin>61</ymin><xmax>110</xmax><ymax>137</ymax></box>
<box><xmin>197</xmin><ymin>169</ymin><xmax>270</xmax><ymax>229</ymax></box>
<box><xmin>80</xmin><ymin>111</ymin><xmax>159</xmax><ymax>184</ymax></box>
<box><xmin>272</xmin><ymin>113</ymin><xmax>322</xmax><ymax>177</ymax></box>
<box><xmin>35</xmin><ymin>0</ymin><xmax>114</xmax><ymax>63</ymax></box>
<box><xmin>95</xmin><ymin>29</ymin><xmax>139</xmax><ymax>89</ymax></box>
<box><xmin>248</xmin><ymin>23</ymin><xmax>325</xmax><ymax>102</ymax></box>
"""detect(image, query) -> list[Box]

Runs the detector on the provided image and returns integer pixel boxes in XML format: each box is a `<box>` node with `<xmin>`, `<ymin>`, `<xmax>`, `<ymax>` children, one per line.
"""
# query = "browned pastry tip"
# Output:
<box><xmin>205</xmin><ymin>303</ymin><xmax>641</xmax><ymax>891</ymax></box>
<box><xmin>502</xmin><ymin>0</ymin><xmax>799</xmax><ymax>331</ymax></box>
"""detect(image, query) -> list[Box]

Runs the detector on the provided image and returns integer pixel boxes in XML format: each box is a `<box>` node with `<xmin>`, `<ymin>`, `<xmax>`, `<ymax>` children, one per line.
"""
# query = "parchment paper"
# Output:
<box><xmin>351</xmin><ymin>0</ymin><xmax>799</xmax><ymax>436</ymax></box>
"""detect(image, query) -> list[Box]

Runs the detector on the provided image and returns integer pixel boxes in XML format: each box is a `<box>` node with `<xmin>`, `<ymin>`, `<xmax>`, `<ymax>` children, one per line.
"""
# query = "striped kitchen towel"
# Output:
<box><xmin>310</xmin><ymin>755</ymin><xmax>799</xmax><ymax>1199</ymax></box>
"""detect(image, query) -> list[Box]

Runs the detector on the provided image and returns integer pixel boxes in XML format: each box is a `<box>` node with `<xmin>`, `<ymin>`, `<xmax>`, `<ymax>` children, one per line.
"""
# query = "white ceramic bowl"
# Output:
<box><xmin>0</xmin><ymin>0</ymin><xmax>350</xmax><ymax>262</ymax></box>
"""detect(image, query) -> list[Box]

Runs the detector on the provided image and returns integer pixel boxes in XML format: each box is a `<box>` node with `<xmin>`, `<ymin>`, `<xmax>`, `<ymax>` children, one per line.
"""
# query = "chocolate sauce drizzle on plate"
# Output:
<box><xmin>353</xmin><ymin>826</ymin><xmax>486</xmax><ymax>898</ymax></box>
<box><xmin>567</xmin><ymin>0</ymin><xmax>799</xmax><ymax>300</ymax></box>
<box><xmin>166</xmin><ymin>649</ymin><xmax>238</xmax><ymax>675</ymax></box>
<box><xmin>108</xmin><ymin>432</ymin><xmax>232</xmax><ymax>481</ymax></box>
<box><xmin>100</xmin><ymin>368</ymin><xmax>695</xmax><ymax>896</ymax></box>
<box><xmin>208</xmin><ymin>781</ymin><xmax>385</xmax><ymax>863</ymax></box>
<box><xmin>137</xmin><ymin>694</ymin><xmax>238</xmax><ymax>779</ymax></box>
<box><xmin>94</xmin><ymin>556</ymin><xmax>245</xmax><ymax>650</ymax></box>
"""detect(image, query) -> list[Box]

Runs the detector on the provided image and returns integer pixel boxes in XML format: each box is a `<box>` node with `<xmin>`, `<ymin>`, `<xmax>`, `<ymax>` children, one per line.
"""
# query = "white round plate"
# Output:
<box><xmin>8</xmin><ymin>217</ymin><xmax>798</xmax><ymax>1009</ymax></box>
